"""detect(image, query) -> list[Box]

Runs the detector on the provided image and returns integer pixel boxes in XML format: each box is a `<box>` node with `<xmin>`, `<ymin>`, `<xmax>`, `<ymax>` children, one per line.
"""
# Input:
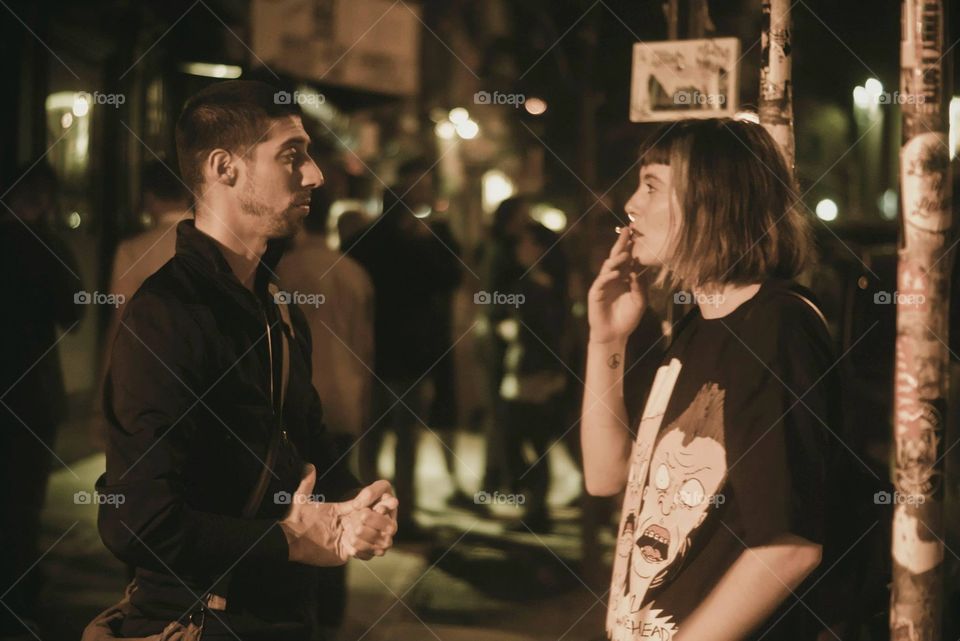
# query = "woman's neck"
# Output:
<box><xmin>694</xmin><ymin>281</ymin><xmax>763</xmax><ymax>319</ymax></box>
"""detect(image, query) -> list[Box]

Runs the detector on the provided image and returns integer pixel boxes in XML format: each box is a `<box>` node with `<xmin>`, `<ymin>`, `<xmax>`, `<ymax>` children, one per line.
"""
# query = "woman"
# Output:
<box><xmin>581</xmin><ymin>118</ymin><xmax>839</xmax><ymax>641</ymax></box>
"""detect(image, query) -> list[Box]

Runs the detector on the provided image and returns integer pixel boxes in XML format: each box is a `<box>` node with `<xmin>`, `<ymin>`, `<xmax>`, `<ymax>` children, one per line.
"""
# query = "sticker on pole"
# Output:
<box><xmin>629</xmin><ymin>38</ymin><xmax>740</xmax><ymax>122</ymax></box>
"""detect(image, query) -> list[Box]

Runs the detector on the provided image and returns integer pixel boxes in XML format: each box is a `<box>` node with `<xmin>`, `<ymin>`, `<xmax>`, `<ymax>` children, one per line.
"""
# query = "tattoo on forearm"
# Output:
<box><xmin>607</xmin><ymin>353</ymin><xmax>621</xmax><ymax>369</ymax></box>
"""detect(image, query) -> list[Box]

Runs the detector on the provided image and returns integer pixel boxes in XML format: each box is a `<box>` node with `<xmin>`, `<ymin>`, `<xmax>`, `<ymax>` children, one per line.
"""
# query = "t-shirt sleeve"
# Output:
<box><xmin>723</xmin><ymin>299</ymin><xmax>834</xmax><ymax>547</ymax></box>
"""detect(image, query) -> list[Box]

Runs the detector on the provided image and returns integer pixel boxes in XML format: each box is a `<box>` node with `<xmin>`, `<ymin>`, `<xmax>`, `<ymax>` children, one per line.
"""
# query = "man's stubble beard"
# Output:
<box><xmin>239</xmin><ymin>179</ymin><xmax>301</xmax><ymax>238</ymax></box>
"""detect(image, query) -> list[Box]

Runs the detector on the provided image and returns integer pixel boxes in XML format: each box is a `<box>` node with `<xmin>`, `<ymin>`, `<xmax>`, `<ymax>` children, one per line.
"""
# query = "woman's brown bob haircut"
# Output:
<box><xmin>639</xmin><ymin>117</ymin><xmax>813</xmax><ymax>290</ymax></box>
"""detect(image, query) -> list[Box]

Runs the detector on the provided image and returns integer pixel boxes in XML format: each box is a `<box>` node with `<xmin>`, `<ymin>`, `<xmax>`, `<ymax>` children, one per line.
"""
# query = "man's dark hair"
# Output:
<box><xmin>141</xmin><ymin>160</ymin><xmax>190</xmax><ymax>204</ymax></box>
<box><xmin>175</xmin><ymin>80</ymin><xmax>302</xmax><ymax>194</ymax></box>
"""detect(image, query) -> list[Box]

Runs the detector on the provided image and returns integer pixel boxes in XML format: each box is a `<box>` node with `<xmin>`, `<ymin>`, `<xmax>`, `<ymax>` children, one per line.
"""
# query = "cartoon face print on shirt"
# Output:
<box><xmin>608</xmin><ymin>381</ymin><xmax>727</xmax><ymax>641</ymax></box>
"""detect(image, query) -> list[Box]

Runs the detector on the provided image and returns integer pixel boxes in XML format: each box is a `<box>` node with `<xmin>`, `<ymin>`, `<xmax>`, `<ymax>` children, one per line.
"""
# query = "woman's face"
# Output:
<box><xmin>624</xmin><ymin>163</ymin><xmax>678</xmax><ymax>267</ymax></box>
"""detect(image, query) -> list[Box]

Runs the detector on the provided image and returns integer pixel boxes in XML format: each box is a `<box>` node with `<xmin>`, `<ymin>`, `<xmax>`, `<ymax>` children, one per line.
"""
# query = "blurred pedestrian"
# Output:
<box><xmin>473</xmin><ymin>197</ymin><xmax>528</xmax><ymax>499</ymax></box>
<box><xmin>276</xmin><ymin>201</ymin><xmax>374</xmax><ymax>638</ymax></box>
<box><xmin>348</xmin><ymin>160</ymin><xmax>462</xmax><ymax>540</ymax></box>
<box><xmin>0</xmin><ymin>161</ymin><xmax>82</xmax><ymax>638</ymax></box>
<box><xmin>496</xmin><ymin>222</ymin><xmax>569</xmax><ymax>532</ymax></box>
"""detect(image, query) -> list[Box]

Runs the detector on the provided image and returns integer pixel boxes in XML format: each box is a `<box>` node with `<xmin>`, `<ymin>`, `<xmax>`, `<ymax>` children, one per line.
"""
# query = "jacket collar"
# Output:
<box><xmin>175</xmin><ymin>219</ymin><xmax>286</xmax><ymax>310</ymax></box>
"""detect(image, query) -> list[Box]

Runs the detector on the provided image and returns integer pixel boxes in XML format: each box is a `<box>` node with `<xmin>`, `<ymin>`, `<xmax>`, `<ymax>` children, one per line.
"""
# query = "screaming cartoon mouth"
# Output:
<box><xmin>637</xmin><ymin>524</ymin><xmax>670</xmax><ymax>563</ymax></box>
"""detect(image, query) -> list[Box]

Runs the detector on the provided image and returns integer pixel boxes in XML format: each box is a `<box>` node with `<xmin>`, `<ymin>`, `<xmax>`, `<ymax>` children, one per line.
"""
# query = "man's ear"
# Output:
<box><xmin>206</xmin><ymin>149</ymin><xmax>237</xmax><ymax>187</ymax></box>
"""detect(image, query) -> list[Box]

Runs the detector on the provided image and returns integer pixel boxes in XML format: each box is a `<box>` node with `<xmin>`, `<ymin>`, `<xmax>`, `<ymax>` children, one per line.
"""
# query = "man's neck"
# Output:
<box><xmin>194</xmin><ymin>207</ymin><xmax>266</xmax><ymax>292</ymax></box>
<box><xmin>695</xmin><ymin>281</ymin><xmax>762</xmax><ymax>319</ymax></box>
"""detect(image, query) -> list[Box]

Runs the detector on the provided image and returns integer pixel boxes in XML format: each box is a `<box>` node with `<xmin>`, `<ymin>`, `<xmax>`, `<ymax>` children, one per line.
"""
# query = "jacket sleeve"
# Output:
<box><xmin>97</xmin><ymin>292</ymin><xmax>289</xmax><ymax>576</ymax></box>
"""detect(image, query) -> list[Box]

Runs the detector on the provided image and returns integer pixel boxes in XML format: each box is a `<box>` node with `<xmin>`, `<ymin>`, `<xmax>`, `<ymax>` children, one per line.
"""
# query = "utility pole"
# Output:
<box><xmin>759</xmin><ymin>0</ymin><xmax>794</xmax><ymax>170</ymax></box>
<box><xmin>890</xmin><ymin>1</ymin><xmax>952</xmax><ymax>639</ymax></box>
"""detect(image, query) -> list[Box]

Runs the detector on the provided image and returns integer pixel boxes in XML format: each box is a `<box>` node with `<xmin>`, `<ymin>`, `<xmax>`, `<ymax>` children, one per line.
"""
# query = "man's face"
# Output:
<box><xmin>624</xmin><ymin>163</ymin><xmax>678</xmax><ymax>267</ymax></box>
<box><xmin>630</xmin><ymin>429</ymin><xmax>725</xmax><ymax>582</ymax></box>
<box><xmin>236</xmin><ymin>115</ymin><xmax>324</xmax><ymax>238</ymax></box>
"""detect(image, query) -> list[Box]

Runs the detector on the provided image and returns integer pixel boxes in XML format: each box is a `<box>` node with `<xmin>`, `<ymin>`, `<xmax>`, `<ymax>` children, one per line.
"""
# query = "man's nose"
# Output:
<box><xmin>302</xmin><ymin>159</ymin><xmax>324</xmax><ymax>189</ymax></box>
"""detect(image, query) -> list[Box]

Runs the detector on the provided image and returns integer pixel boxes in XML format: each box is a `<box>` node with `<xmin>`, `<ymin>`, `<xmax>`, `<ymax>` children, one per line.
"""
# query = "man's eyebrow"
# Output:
<box><xmin>276</xmin><ymin>135</ymin><xmax>311</xmax><ymax>149</ymax></box>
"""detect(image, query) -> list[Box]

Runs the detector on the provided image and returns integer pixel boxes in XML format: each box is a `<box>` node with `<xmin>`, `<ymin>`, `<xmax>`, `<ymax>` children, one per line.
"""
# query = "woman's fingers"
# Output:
<box><xmin>607</xmin><ymin>224</ymin><xmax>632</xmax><ymax>259</ymax></box>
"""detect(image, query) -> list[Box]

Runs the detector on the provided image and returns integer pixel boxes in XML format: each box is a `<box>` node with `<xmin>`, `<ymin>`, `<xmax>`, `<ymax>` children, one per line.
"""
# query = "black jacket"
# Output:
<box><xmin>96</xmin><ymin>220</ymin><xmax>358</xmax><ymax>637</ymax></box>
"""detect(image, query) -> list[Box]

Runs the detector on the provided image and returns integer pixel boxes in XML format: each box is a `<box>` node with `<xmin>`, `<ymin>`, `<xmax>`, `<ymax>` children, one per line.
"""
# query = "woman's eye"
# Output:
<box><xmin>678</xmin><ymin>478</ymin><xmax>705</xmax><ymax>507</ymax></box>
<box><xmin>654</xmin><ymin>463</ymin><xmax>670</xmax><ymax>490</ymax></box>
<box><xmin>644</xmin><ymin>183</ymin><xmax>656</xmax><ymax>194</ymax></box>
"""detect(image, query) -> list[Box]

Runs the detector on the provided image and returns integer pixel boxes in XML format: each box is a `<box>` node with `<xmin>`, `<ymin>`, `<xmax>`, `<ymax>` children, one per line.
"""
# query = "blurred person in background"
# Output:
<box><xmin>277</xmin><ymin>199</ymin><xmax>374</xmax><ymax>638</ymax></box>
<box><xmin>495</xmin><ymin>221</ymin><xmax>569</xmax><ymax>532</ymax></box>
<box><xmin>0</xmin><ymin>161</ymin><xmax>82</xmax><ymax>638</ymax></box>
<box><xmin>348</xmin><ymin>159</ymin><xmax>462</xmax><ymax>540</ymax></box>
<box><xmin>473</xmin><ymin>197</ymin><xmax>529</xmax><ymax>502</ymax></box>
<box><xmin>336</xmin><ymin>209</ymin><xmax>366</xmax><ymax>252</ymax></box>
<box><xmin>107</xmin><ymin>160</ymin><xmax>193</xmax><ymax>310</ymax></box>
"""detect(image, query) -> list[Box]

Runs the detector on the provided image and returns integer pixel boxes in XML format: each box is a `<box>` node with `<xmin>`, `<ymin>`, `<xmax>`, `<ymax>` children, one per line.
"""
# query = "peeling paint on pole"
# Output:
<box><xmin>891</xmin><ymin>2</ymin><xmax>951</xmax><ymax>640</ymax></box>
<box><xmin>759</xmin><ymin>0</ymin><xmax>794</xmax><ymax>170</ymax></box>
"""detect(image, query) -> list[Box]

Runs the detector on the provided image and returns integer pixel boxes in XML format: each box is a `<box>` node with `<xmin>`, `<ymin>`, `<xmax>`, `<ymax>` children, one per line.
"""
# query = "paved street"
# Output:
<box><xmin>29</xmin><ymin>425</ymin><xmax>612</xmax><ymax>640</ymax></box>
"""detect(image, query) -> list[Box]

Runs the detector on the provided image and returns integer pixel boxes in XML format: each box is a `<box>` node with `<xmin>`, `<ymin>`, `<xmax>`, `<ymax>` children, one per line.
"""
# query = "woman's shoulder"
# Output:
<box><xmin>737</xmin><ymin>278</ymin><xmax>834</xmax><ymax>365</ymax></box>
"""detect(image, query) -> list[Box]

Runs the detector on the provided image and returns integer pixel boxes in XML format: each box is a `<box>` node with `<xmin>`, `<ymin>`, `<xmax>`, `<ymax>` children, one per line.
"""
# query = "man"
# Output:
<box><xmin>0</xmin><ymin>162</ymin><xmax>82</xmax><ymax>639</ymax></box>
<box><xmin>93</xmin><ymin>80</ymin><xmax>398</xmax><ymax>640</ymax></box>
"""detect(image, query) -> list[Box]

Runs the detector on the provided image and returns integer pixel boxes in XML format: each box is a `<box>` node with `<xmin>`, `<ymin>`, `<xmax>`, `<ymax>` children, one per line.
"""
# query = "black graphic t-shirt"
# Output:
<box><xmin>607</xmin><ymin>279</ymin><xmax>836</xmax><ymax>641</ymax></box>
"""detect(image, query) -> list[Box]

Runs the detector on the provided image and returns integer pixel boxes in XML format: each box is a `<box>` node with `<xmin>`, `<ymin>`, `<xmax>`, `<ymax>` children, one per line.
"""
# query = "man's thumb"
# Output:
<box><xmin>350</xmin><ymin>479</ymin><xmax>393</xmax><ymax>511</ymax></box>
<box><xmin>294</xmin><ymin>463</ymin><xmax>316</xmax><ymax>498</ymax></box>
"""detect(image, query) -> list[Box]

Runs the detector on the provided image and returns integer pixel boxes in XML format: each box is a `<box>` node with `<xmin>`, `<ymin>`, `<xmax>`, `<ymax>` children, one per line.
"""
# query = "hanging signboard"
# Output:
<box><xmin>251</xmin><ymin>0</ymin><xmax>421</xmax><ymax>96</ymax></box>
<box><xmin>629</xmin><ymin>38</ymin><xmax>740</xmax><ymax>122</ymax></box>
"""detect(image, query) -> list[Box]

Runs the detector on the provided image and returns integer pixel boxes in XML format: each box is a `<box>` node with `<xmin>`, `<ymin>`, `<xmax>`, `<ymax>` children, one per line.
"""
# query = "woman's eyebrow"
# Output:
<box><xmin>640</xmin><ymin>171</ymin><xmax>664</xmax><ymax>184</ymax></box>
